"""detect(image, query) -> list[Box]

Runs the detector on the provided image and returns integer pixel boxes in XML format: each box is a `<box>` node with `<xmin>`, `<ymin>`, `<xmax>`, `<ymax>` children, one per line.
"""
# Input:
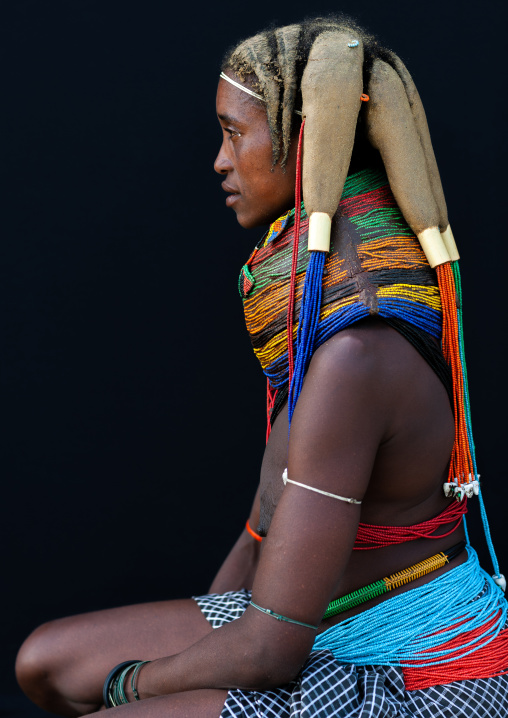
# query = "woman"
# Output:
<box><xmin>16</xmin><ymin>15</ymin><xmax>508</xmax><ymax>717</ymax></box>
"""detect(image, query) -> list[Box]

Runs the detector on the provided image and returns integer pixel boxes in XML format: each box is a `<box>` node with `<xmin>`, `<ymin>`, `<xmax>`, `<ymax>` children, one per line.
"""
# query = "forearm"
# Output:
<box><xmin>209</xmin><ymin>486</ymin><xmax>262</xmax><ymax>593</ymax></box>
<box><xmin>209</xmin><ymin>527</ymin><xmax>261</xmax><ymax>593</ymax></box>
<box><xmin>129</xmin><ymin>614</ymin><xmax>308</xmax><ymax>699</ymax></box>
<box><xmin>132</xmin><ymin>501</ymin><xmax>358</xmax><ymax>698</ymax></box>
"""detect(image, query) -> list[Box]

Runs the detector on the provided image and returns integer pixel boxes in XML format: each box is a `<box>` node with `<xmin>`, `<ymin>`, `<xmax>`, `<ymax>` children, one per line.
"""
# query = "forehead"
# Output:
<box><xmin>216</xmin><ymin>77</ymin><xmax>267</xmax><ymax>124</ymax></box>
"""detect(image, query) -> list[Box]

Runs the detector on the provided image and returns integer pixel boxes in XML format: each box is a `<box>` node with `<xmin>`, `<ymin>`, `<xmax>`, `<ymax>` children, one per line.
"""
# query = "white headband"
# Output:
<box><xmin>220</xmin><ymin>72</ymin><xmax>303</xmax><ymax>117</ymax></box>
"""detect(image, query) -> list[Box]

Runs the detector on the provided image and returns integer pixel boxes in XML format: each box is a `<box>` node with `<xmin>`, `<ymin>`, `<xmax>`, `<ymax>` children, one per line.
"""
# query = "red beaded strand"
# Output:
<box><xmin>266</xmin><ymin>379</ymin><xmax>277</xmax><ymax>443</ymax></box>
<box><xmin>354</xmin><ymin>499</ymin><xmax>467</xmax><ymax>549</ymax></box>
<box><xmin>286</xmin><ymin>119</ymin><xmax>305</xmax><ymax>388</ymax></box>
<box><xmin>403</xmin><ymin>617</ymin><xmax>508</xmax><ymax>690</ymax></box>
<box><xmin>436</xmin><ymin>263</ymin><xmax>474</xmax><ymax>484</ymax></box>
<box><xmin>266</xmin><ymin>119</ymin><xmax>305</xmax><ymax>444</ymax></box>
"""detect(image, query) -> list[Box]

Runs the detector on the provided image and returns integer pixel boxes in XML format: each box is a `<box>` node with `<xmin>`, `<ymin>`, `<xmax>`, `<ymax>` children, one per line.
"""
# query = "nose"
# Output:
<box><xmin>214</xmin><ymin>141</ymin><xmax>233</xmax><ymax>175</ymax></box>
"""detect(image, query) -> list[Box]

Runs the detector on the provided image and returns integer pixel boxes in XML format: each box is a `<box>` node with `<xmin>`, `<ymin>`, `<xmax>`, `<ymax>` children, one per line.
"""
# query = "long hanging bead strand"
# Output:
<box><xmin>288</xmin><ymin>118</ymin><xmax>331</xmax><ymax>425</ymax></box>
<box><xmin>450</xmin><ymin>261</ymin><xmax>502</xmax><ymax>582</ymax></box>
<box><xmin>266</xmin><ymin>120</ymin><xmax>305</xmax><ymax>444</ymax></box>
<box><xmin>286</xmin><ymin>119</ymin><xmax>305</xmax><ymax>387</ymax></box>
<box><xmin>266</xmin><ymin>379</ymin><xmax>277</xmax><ymax>444</ymax></box>
<box><xmin>451</xmin><ymin>262</ymin><xmax>477</xmax><ymax>473</ymax></box>
<box><xmin>436</xmin><ymin>263</ymin><xmax>475</xmax><ymax>488</ymax></box>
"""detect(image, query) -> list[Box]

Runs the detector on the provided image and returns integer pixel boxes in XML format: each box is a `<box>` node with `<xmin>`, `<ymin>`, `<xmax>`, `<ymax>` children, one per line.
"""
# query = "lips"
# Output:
<box><xmin>222</xmin><ymin>182</ymin><xmax>241</xmax><ymax>207</ymax></box>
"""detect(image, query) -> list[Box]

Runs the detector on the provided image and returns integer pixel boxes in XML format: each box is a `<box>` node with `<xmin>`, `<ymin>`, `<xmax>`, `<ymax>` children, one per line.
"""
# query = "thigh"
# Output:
<box><xmin>18</xmin><ymin>597</ymin><xmax>213</xmax><ymax>714</ymax></box>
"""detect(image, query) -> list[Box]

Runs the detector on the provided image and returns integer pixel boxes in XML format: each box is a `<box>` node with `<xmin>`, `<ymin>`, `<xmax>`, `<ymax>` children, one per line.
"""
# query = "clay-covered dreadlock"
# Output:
<box><xmin>221</xmin><ymin>14</ymin><xmax>458</xmax><ymax>266</ymax></box>
<box><xmin>221</xmin><ymin>14</ymin><xmax>390</xmax><ymax>168</ymax></box>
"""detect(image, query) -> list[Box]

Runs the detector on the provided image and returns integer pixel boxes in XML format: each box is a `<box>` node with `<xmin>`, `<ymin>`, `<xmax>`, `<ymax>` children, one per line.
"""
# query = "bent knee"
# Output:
<box><xmin>16</xmin><ymin>617</ymin><xmax>105</xmax><ymax>716</ymax></box>
<box><xmin>16</xmin><ymin>619</ymin><xmax>71</xmax><ymax>703</ymax></box>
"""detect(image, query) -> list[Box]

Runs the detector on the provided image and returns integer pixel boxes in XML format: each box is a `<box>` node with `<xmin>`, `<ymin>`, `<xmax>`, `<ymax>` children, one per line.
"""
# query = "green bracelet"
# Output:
<box><xmin>249</xmin><ymin>601</ymin><xmax>319</xmax><ymax>630</ymax></box>
<box><xmin>103</xmin><ymin>660</ymin><xmax>141</xmax><ymax>708</ymax></box>
<box><xmin>131</xmin><ymin>660</ymin><xmax>151</xmax><ymax>701</ymax></box>
<box><xmin>115</xmin><ymin>663</ymin><xmax>134</xmax><ymax>705</ymax></box>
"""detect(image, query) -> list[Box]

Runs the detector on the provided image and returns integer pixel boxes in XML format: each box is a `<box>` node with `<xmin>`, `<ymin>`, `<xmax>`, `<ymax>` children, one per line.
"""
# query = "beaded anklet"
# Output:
<box><xmin>323</xmin><ymin>540</ymin><xmax>466</xmax><ymax>619</ymax></box>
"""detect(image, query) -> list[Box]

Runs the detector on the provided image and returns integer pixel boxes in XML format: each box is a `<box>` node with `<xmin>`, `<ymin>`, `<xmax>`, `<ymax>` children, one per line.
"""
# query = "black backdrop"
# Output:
<box><xmin>2</xmin><ymin>1</ymin><xmax>508</xmax><ymax>714</ymax></box>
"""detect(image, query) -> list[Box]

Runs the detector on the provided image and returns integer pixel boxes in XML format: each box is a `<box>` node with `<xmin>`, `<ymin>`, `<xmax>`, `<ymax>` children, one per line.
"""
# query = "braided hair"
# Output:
<box><xmin>221</xmin><ymin>15</ymin><xmax>392</xmax><ymax>169</ymax></box>
<box><xmin>221</xmin><ymin>14</ymin><xmax>457</xmax><ymax>265</ymax></box>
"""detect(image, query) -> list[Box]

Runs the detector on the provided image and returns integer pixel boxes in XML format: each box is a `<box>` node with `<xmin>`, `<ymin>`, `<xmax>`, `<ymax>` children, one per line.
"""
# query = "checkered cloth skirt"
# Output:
<box><xmin>193</xmin><ymin>589</ymin><xmax>508</xmax><ymax>718</ymax></box>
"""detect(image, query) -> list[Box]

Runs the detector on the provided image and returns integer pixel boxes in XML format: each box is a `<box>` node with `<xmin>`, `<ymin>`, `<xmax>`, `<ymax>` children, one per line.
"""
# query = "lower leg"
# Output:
<box><xmin>16</xmin><ymin>598</ymin><xmax>213</xmax><ymax>716</ymax></box>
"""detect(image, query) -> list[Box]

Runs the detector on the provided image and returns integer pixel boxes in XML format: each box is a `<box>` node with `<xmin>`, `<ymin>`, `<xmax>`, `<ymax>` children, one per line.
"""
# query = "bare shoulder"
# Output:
<box><xmin>308</xmin><ymin>317</ymin><xmax>427</xmax><ymax>381</ymax></box>
<box><xmin>303</xmin><ymin>317</ymin><xmax>449</xmax><ymax>419</ymax></box>
<box><xmin>289</xmin><ymin>317</ymin><xmax>454</xmax><ymax>512</ymax></box>
<box><xmin>298</xmin><ymin>318</ymin><xmax>424</xmax><ymax>424</ymax></box>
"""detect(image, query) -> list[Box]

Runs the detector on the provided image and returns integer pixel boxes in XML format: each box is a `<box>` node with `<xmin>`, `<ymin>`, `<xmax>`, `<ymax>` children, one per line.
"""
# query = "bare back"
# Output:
<box><xmin>259</xmin><ymin>318</ymin><xmax>463</xmax><ymax>626</ymax></box>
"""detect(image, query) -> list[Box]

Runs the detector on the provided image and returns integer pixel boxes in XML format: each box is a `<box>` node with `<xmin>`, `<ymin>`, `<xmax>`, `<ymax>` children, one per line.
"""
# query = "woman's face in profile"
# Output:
<box><xmin>215</xmin><ymin>75</ymin><xmax>299</xmax><ymax>229</ymax></box>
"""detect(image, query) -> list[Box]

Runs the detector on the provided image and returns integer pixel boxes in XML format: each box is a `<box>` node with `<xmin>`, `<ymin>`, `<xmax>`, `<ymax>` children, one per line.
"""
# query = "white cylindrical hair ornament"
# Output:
<box><xmin>301</xmin><ymin>32</ymin><xmax>364</xmax><ymax>253</ymax></box>
<box><xmin>366</xmin><ymin>60</ymin><xmax>450</xmax><ymax>268</ymax></box>
<box><xmin>308</xmin><ymin>213</ymin><xmax>332</xmax><ymax>251</ymax></box>
<box><xmin>441</xmin><ymin>225</ymin><xmax>460</xmax><ymax>262</ymax></box>
<box><xmin>418</xmin><ymin>228</ymin><xmax>451</xmax><ymax>268</ymax></box>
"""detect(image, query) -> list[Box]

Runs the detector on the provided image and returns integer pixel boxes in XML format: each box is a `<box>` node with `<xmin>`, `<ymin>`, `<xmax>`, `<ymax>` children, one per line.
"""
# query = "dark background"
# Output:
<box><xmin>2</xmin><ymin>1</ymin><xmax>508</xmax><ymax>715</ymax></box>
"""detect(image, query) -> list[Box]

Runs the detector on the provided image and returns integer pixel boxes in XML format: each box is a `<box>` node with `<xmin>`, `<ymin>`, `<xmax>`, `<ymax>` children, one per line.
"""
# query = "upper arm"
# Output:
<box><xmin>239</xmin><ymin>332</ymin><xmax>392</xmax><ymax>678</ymax></box>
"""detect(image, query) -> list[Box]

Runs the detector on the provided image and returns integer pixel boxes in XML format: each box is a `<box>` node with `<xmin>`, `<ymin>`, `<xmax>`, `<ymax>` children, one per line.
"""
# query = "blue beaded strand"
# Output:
<box><xmin>452</xmin><ymin>261</ymin><xmax>500</xmax><ymax>577</ymax></box>
<box><xmin>288</xmin><ymin>250</ymin><xmax>326</xmax><ymax>424</ymax></box>
<box><xmin>312</xmin><ymin>547</ymin><xmax>506</xmax><ymax>667</ymax></box>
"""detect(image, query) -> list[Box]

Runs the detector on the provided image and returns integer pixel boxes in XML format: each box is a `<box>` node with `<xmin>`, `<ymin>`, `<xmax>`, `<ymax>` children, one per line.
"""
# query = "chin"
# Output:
<box><xmin>235</xmin><ymin>209</ymin><xmax>283</xmax><ymax>230</ymax></box>
<box><xmin>235</xmin><ymin>212</ymin><xmax>263</xmax><ymax>230</ymax></box>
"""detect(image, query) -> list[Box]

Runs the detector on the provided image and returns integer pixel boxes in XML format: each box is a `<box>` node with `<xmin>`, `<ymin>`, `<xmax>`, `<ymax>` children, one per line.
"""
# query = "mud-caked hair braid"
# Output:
<box><xmin>222</xmin><ymin>14</ymin><xmax>458</xmax><ymax>267</ymax></box>
<box><xmin>221</xmin><ymin>14</ymin><xmax>385</xmax><ymax>168</ymax></box>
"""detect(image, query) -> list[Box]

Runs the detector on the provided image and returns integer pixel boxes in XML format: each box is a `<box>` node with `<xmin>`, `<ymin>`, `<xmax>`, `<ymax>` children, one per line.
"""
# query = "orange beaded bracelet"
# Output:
<box><xmin>245</xmin><ymin>519</ymin><xmax>263</xmax><ymax>542</ymax></box>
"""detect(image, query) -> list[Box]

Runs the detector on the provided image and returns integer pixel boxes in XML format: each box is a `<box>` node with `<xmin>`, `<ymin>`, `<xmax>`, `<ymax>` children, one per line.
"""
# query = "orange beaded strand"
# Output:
<box><xmin>436</xmin><ymin>263</ymin><xmax>475</xmax><ymax>485</ymax></box>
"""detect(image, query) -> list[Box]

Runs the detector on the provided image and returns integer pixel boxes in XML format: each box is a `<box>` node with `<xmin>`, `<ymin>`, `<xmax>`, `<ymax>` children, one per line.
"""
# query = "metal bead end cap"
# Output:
<box><xmin>493</xmin><ymin>574</ymin><xmax>507</xmax><ymax>592</ymax></box>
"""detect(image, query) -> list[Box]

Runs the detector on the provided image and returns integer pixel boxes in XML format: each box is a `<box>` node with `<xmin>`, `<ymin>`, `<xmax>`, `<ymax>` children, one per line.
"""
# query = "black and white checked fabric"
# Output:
<box><xmin>193</xmin><ymin>590</ymin><xmax>508</xmax><ymax>717</ymax></box>
<box><xmin>194</xmin><ymin>589</ymin><xmax>252</xmax><ymax>627</ymax></box>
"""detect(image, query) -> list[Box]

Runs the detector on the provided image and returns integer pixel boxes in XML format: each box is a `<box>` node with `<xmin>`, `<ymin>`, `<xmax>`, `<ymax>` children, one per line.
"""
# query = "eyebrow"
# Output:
<box><xmin>217</xmin><ymin>112</ymin><xmax>243</xmax><ymax>126</ymax></box>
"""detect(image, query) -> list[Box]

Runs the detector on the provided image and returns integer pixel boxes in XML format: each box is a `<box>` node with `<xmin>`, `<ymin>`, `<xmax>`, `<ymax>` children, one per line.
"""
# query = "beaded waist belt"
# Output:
<box><xmin>323</xmin><ymin>540</ymin><xmax>465</xmax><ymax>619</ymax></box>
<box><xmin>313</xmin><ymin>546</ymin><xmax>508</xmax><ymax>690</ymax></box>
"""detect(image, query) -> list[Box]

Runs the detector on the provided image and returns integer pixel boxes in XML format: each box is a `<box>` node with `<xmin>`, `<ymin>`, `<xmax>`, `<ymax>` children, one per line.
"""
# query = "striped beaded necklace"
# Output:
<box><xmin>239</xmin><ymin>164</ymin><xmax>502</xmax><ymax>582</ymax></box>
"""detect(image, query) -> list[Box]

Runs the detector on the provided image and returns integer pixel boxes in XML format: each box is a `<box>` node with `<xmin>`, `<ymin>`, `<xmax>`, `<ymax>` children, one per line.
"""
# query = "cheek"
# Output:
<box><xmin>266</xmin><ymin>169</ymin><xmax>297</xmax><ymax>207</ymax></box>
<box><xmin>236</xmin><ymin>135</ymin><xmax>275</xmax><ymax>187</ymax></box>
<box><xmin>241</xmin><ymin>154</ymin><xmax>273</xmax><ymax>186</ymax></box>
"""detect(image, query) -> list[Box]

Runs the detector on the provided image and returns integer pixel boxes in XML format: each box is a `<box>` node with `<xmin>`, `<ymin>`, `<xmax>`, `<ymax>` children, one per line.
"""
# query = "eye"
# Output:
<box><xmin>225</xmin><ymin>128</ymin><xmax>242</xmax><ymax>139</ymax></box>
